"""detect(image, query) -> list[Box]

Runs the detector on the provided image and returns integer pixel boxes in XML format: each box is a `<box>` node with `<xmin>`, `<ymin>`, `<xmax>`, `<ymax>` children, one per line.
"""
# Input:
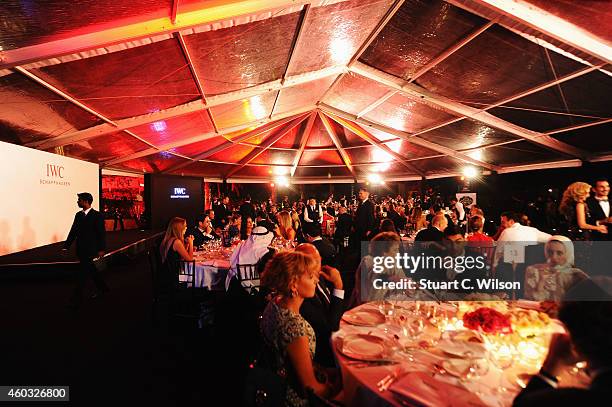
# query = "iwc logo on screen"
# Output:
<box><xmin>170</xmin><ymin>187</ymin><xmax>189</xmax><ymax>199</ymax></box>
<box><xmin>40</xmin><ymin>163</ymin><xmax>70</xmax><ymax>186</ymax></box>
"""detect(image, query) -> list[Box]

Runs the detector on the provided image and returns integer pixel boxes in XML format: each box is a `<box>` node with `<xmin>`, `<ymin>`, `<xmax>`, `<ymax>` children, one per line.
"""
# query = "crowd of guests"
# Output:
<box><xmin>153</xmin><ymin>179</ymin><xmax>612</xmax><ymax>406</ymax></box>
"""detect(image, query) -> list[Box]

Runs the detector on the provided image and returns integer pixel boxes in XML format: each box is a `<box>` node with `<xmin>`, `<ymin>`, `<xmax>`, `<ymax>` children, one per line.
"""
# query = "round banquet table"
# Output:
<box><xmin>332</xmin><ymin>301</ymin><xmax>587</xmax><ymax>407</ymax></box>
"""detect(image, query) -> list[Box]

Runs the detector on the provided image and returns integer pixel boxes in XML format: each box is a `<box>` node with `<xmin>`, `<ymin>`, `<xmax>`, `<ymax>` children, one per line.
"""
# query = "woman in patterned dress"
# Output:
<box><xmin>260</xmin><ymin>251</ymin><xmax>341</xmax><ymax>406</ymax></box>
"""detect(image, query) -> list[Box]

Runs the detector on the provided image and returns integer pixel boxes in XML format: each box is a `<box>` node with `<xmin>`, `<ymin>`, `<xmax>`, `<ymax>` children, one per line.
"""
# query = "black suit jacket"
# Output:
<box><xmin>354</xmin><ymin>199</ymin><xmax>375</xmax><ymax>240</ymax></box>
<box><xmin>213</xmin><ymin>203</ymin><xmax>230</xmax><ymax>228</ymax></box>
<box><xmin>334</xmin><ymin>213</ymin><xmax>353</xmax><ymax>238</ymax></box>
<box><xmin>64</xmin><ymin>209</ymin><xmax>106</xmax><ymax>260</ymax></box>
<box><xmin>513</xmin><ymin>370</ymin><xmax>612</xmax><ymax>407</ymax></box>
<box><xmin>414</xmin><ymin>226</ymin><xmax>444</xmax><ymax>242</ymax></box>
<box><xmin>312</xmin><ymin>238</ymin><xmax>336</xmax><ymax>267</ymax></box>
<box><xmin>239</xmin><ymin>202</ymin><xmax>256</xmax><ymax>222</ymax></box>
<box><xmin>300</xmin><ymin>282</ymin><xmax>344</xmax><ymax>367</ymax></box>
<box><xmin>586</xmin><ymin>196</ymin><xmax>609</xmax><ymax>240</ymax></box>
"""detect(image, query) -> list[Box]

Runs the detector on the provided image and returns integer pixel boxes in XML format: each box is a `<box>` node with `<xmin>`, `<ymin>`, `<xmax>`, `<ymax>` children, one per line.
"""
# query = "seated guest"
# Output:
<box><xmin>260</xmin><ymin>252</ymin><xmax>341</xmax><ymax>405</ymax></box>
<box><xmin>439</xmin><ymin>224</ymin><xmax>486</xmax><ymax>287</ymax></box>
<box><xmin>159</xmin><ymin>217</ymin><xmax>194</xmax><ymax>293</ymax></box>
<box><xmin>295</xmin><ymin>244</ymin><xmax>345</xmax><ymax>368</ymax></box>
<box><xmin>466</xmin><ymin>215</ymin><xmax>494</xmax><ymax>249</ymax></box>
<box><xmin>241</xmin><ymin>216</ymin><xmax>254</xmax><ymax>240</ymax></box>
<box><xmin>255</xmin><ymin>210</ymin><xmax>275</xmax><ymax>233</ymax></box>
<box><xmin>524</xmin><ymin>236</ymin><xmax>587</xmax><ymax>301</ymax></box>
<box><xmin>513</xmin><ymin>280</ymin><xmax>612</xmax><ymax>407</ymax></box>
<box><xmin>348</xmin><ymin>232</ymin><xmax>404</xmax><ymax>308</ymax></box>
<box><xmin>415</xmin><ymin>213</ymin><xmax>447</xmax><ymax>242</ymax></box>
<box><xmin>190</xmin><ymin>215</ymin><xmax>218</xmax><ymax>247</ymax></box>
<box><xmin>303</xmin><ymin>223</ymin><xmax>336</xmax><ymax>268</ymax></box>
<box><xmin>228</xmin><ymin>214</ymin><xmax>241</xmax><ymax>239</ymax></box>
<box><xmin>380</xmin><ymin>218</ymin><xmax>397</xmax><ymax>234</ymax></box>
<box><xmin>275</xmin><ymin>210</ymin><xmax>296</xmax><ymax>241</ymax></box>
<box><xmin>226</xmin><ymin>226</ymin><xmax>274</xmax><ymax>291</ymax></box>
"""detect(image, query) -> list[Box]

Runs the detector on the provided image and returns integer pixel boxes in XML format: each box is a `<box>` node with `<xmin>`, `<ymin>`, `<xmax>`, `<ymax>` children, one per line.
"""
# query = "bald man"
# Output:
<box><xmin>295</xmin><ymin>243</ymin><xmax>345</xmax><ymax>367</ymax></box>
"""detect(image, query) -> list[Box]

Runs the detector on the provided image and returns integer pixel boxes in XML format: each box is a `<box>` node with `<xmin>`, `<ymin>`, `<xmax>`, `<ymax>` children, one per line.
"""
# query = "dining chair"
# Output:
<box><xmin>236</xmin><ymin>263</ymin><xmax>261</xmax><ymax>292</ymax></box>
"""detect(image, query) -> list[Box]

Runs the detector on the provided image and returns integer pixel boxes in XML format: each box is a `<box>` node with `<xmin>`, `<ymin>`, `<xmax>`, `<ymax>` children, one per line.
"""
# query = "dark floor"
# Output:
<box><xmin>0</xmin><ymin>254</ymin><xmax>248</xmax><ymax>406</ymax></box>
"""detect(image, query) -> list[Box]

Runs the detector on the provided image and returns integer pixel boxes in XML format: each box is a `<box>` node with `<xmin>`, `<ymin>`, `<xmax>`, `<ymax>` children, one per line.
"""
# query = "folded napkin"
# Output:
<box><xmin>389</xmin><ymin>371</ymin><xmax>487</xmax><ymax>407</ymax></box>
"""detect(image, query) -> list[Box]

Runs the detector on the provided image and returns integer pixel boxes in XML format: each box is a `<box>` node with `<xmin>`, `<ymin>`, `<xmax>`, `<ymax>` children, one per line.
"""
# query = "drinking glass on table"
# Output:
<box><xmin>378</xmin><ymin>300</ymin><xmax>395</xmax><ymax>322</ymax></box>
<box><xmin>461</xmin><ymin>351</ymin><xmax>490</xmax><ymax>396</ymax></box>
<box><xmin>398</xmin><ymin>314</ymin><xmax>425</xmax><ymax>358</ymax></box>
<box><xmin>487</xmin><ymin>335</ymin><xmax>514</xmax><ymax>393</ymax></box>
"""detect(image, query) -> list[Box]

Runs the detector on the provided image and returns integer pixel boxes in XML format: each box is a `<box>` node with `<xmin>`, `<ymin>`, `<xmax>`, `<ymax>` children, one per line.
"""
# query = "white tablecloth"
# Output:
<box><xmin>180</xmin><ymin>258</ymin><xmax>230</xmax><ymax>290</ymax></box>
<box><xmin>333</xmin><ymin>302</ymin><xmax>585</xmax><ymax>407</ymax></box>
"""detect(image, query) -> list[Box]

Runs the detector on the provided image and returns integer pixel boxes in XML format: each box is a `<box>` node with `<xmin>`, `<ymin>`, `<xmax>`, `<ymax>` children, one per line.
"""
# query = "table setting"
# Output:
<box><xmin>182</xmin><ymin>239</ymin><xmax>234</xmax><ymax>289</ymax></box>
<box><xmin>333</xmin><ymin>300</ymin><xmax>588</xmax><ymax>407</ymax></box>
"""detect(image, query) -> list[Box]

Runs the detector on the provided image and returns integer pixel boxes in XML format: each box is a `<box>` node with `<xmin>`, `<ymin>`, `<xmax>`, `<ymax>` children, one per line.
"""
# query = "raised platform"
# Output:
<box><xmin>0</xmin><ymin>229</ymin><xmax>163</xmax><ymax>278</ymax></box>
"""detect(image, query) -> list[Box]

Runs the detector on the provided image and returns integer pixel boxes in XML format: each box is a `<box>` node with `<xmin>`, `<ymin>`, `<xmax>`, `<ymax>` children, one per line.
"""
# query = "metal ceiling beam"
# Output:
<box><xmin>482</xmin><ymin>63</ymin><xmax>605</xmax><ymax>112</ymax></box>
<box><xmin>354</xmin><ymin>20</ymin><xmax>493</xmax><ymax>123</ymax></box>
<box><xmin>447</xmin><ymin>0</ymin><xmax>612</xmax><ymax>64</ymax></box>
<box><xmin>356</xmin><ymin>90</ymin><xmax>397</xmax><ymax>118</ymax></box>
<box><xmin>0</xmin><ymin>0</ymin><xmax>311</xmax><ymax>69</ymax></box>
<box><xmin>317</xmin><ymin>112</ymin><xmax>358</xmax><ymax>180</ymax></box>
<box><xmin>349</xmin><ymin>61</ymin><xmax>587</xmax><ymax>159</ymax></box>
<box><xmin>270</xmin><ymin>4</ymin><xmax>312</xmax><ymax>118</ymax></box>
<box><xmin>409</xmin><ymin>20</ymin><xmax>495</xmax><ymax>82</ymax></box>
<box><xmin>171</xmin><ymin>0</ymin><xmax>180</xmax><ymax>24</ymax></box>
<box><xmin>29</xmin><ymin>65</ymin><xmax>343</xmax><ymax>150</ymax></box>
<box><xmin>318</xmin><ymin>0</ymin><xmax>405</xmax><ymax>104</ymax></box>
<box><xmin>319</xmin><ymin>103</ymin><xmax>502</xmax><ymax>170</ymax></box>
<box><xmin>14</xmin><ymin>66</ymin><xmax>157</xmax><ymax>150</ymax></box>
<box><xmin>291</xmin><ymin>112</ymin><xmax>317</xmax><ymax>177</ymax></box>
<box><xmin>324</xmin><ymin>112</ymin><xmax>426</xmax><ymax>177</ymax></box>
<box><xmin>225</xmin><ymin>115</ymin><xmax>309</xmax><ymax>178</ymax></box>
<box><xmin>496</xmin><ymin>159</ymin><xmax>582</xmax><ymax>174</ymax></box>
<box><xmin>546</xmin><ymin>118</ymin><xmax>612</xmax><ymax>136</ymax></box>
<box><xmin>176</xmin><ymin>31</ymin><xmax>219</xmax><ymax>133</ymax></box>
<box><xmin>103</xmin><ymin>108</ymin><xmax>312</xmax><ymax>167</ymax></box>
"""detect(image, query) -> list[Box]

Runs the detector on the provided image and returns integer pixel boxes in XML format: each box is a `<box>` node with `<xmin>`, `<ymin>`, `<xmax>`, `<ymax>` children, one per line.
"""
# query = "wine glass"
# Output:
<box><xmin>487</xmin><ymin>336</ymin><xmax>514</xmax><ymax>393</ymax></box>
<box><xmin>398</xmin><ymin>314</ymin><xmax>425</xmax><ymax>358</ymax></box>
<box><xmin>461</xmin><ymin>351</ymin><xmax>490</xmax><ymax>396</ymax></box>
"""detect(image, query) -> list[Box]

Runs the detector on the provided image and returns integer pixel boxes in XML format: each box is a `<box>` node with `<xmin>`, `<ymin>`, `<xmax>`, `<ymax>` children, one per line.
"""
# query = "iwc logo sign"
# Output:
<box><xmin>170</xmin><ymin>187</ymin><xmax>190</xmax><ymax>199</ymax></box>
<box><xmin>40</xmin><ymin>164</ymin><xmax>71</xmax><ymax>186</ymax></box>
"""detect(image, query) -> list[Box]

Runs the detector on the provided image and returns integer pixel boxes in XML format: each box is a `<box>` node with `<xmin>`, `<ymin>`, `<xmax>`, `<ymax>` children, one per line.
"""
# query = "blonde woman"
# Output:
<box><xmin>160</xmin><ymin>217</ymin><xmax>194</xmax><ymax>265</ymax></box>
<box><xmin>260</xmin><ymin>252</ymin><xmax>341</xmax><ymax>406</ymax></box>
<box><xmin>276</xmin><ymin>210</ymin><xmax>296</xmax><ymax>241</ymax></box>
<box><xmin>559</xmin><ymin>182</ymin><xmax>607</xmax><ymax>239</ymax></box>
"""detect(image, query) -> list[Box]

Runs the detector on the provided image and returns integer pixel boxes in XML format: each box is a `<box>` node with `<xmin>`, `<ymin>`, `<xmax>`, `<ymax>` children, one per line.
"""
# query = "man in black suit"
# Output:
<box><xmin>586</xmin><ymin>178</ymin><xmax>610</xmax><ymax>241</ymax></box>
<box><xmin>415</xmin><ymin>213</ymin><xmax>447</xmax><ymax>242</ymax></box>
<box><xmin>216</xmin><ymin>196</ymin><xmax>232</xmax><ymax>228</ymax></box>
<box><xmin>353</xmin><ymin>187</ymin><xmax>375</xmax><ymax>242</ymax></box>
<box><xmin>296</xmin><ymin>243</ymin><xmax>345</xmax><ymax>367</ymax></box>
<box><xmin>513</xmin><ymin>282</ymin><xmax>612</xmax><ymax>407</ymax></box>
<box><xmin>62</xmin><ymin>192</ymin><xmax>109</xmax><ymax>309</ymax></box>
<box><xmin>304</xmin><ymin>223</ymin><xmax>336</xmax><ymax>268</ymax></box>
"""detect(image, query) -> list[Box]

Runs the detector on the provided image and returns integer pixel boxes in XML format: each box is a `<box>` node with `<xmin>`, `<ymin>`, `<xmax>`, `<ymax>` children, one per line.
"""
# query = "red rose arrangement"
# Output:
<box><xmin>462</xmin><ymin>307</ymin><xmax>513</xmax><ymax>334</ymax></box>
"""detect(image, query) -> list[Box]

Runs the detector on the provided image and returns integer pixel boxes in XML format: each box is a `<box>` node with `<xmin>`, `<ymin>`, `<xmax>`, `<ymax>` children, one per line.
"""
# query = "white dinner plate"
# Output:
<box><xmin>342</xmin><ymin>309</ymin><xmax>386</xmax><ymax>327</ymax></box>
<box><xmin>338</xmin><ymin>333</ymin><xmax>390</xmax><ymax>361</ymax></box>
<box><xmin>438</xmin><ymin>333</ymin><xmax>487</xmax><ymax>359</ymax></box>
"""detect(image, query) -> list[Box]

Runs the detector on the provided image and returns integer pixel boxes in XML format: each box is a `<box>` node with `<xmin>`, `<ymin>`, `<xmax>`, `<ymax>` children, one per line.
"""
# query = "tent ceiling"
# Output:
<box><xmin>0</xmin><ymin>0</ymin><xmax>610</xmax><ymax>183</ymax></box>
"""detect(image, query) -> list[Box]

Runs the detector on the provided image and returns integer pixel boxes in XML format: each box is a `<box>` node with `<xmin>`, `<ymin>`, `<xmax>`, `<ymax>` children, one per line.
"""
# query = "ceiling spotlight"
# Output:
<box><xmin>462</xmin><ymin>166</ymin><xmax>478</xmax><ymax>179</ymax></box>
<box><xmin>367</xmin><ymin>173</ymin><xmax>383</xmax><ymax>185</ymax></box>
<box><xmin>275</xmin><ymin>176</ymin><xmax>289</xmax><ymax>187</ymax></box>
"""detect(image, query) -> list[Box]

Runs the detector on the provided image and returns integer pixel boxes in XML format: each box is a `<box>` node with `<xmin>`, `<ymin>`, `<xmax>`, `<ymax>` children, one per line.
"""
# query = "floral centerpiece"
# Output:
<box><xmin>462</xmin><ymin>307</ymin><xmax>513</xmax><ymax>335</ymax></box>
